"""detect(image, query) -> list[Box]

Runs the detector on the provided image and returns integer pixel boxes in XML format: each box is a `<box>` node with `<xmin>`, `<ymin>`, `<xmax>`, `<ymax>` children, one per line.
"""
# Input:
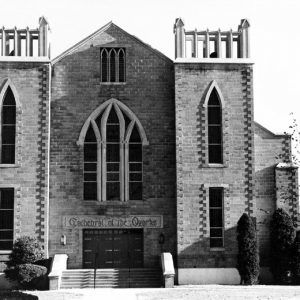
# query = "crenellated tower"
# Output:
<box><xmin>0</xmin><ymin>17</ymin><xmax>51</xmax><ymax>268</ymax></box>
<box><xmin>174</xmin><ymin>18</ymin><xmax>254</xmax><ymax>284</ymax></box>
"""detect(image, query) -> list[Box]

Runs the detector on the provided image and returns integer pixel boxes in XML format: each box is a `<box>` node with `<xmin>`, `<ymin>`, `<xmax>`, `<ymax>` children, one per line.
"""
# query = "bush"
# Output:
<box><xmin>4</xmin><ymin>236</ymin><xmax>47</xmax><ymax>289</ymax></box>
<box><xmin>6</xmin><ymin>236</ymin><xmax>44</xmax><ymax>268</ymax></box>
<box><xmin>15</xmin><ymin>264</ymin><xmax>47</xmax><ymax>290</ymax></box>
<box><xmin>291</xmin><ymin>231</ymin><xmax>300</xmax><ymax>284</ymax></box>
<box><xmin>237</xmin><ymin>213</ymin><xmax>260</xmax><ymax>284</ymax></box>
<box><xmin>270</xmin><ymin>208</ymin><xmax>296</xmax><ymax>284</ymax></box>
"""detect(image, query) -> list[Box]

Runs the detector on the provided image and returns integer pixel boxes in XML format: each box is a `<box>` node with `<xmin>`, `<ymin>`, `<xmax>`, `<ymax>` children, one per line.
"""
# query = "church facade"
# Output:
<box><xmin>0</xmin><ymin>17</ymin><xmax>298</xmax><ymax>285</ymax></box>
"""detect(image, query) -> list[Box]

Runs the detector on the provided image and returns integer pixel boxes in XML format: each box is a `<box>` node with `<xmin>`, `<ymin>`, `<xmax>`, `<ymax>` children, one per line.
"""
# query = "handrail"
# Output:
<box><xmin>94</xmin><ymin>253</ymin><xmax>98</xmax><ymax>289</ymax></box>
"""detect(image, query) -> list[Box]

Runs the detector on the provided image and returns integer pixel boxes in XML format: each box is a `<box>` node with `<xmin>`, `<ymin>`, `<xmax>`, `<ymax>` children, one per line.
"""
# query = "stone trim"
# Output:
<box><xmin>35</xmin><ymin>65</ymin><xmax>49</xmax><ymax>248</ymax></box>
<box><xmin>77</xmin><ymin>98</ymin><xmax>148</xmax><ymax>146</ymax></box>
<box><xmin>242</xmin><ymin>67</ymin><xmax>254</xmax><ymax>215</ymax></box>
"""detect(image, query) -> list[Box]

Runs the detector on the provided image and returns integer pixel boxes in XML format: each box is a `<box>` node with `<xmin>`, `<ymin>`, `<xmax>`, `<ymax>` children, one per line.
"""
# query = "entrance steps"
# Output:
<box><xmin>60</xmin><ymin>268</ymin><xmax>162</xmax><ymax>288</ymax></box>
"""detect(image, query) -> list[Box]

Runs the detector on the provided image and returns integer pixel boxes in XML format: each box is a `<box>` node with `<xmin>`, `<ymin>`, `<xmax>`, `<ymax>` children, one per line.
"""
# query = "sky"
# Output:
<box><xmin>1</xmin><ymin>0</ymin><xmax>300</xmax><ymax>137</ymax></box>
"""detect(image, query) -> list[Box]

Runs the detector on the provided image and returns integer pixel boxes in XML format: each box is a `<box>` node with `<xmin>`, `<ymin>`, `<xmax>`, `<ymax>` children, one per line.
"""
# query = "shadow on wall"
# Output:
<box><xmin>178</xmin><ymin>226</ymin><xmax>237</xmax><ymax>268</ymax></box>
<box><xmin>0</xmin><ymin>290</ymin><xmax>38</xmax><ymax>299</ymax></box>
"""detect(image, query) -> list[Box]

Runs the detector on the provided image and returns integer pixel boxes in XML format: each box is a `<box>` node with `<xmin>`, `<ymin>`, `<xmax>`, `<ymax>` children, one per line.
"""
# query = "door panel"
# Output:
<box><xmin>83</xmin><ymin>229</ymin><xmax>143</xmax><ymax>268</ymax></box>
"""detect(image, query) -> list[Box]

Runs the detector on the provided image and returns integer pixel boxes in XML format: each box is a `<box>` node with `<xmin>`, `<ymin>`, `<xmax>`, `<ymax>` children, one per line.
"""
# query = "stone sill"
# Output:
<box><xmin>83</xmin><ymin>200</ymin><xmax>143</xmax><ymax>206</ymax></box>
<box><xmin>99</xmin><ymin>82</ymin><xmax>127</xmax><ymax>85</ymax></box>
<box><xmin>175</xmin><ymin>58</ymin><xmax>254</xmax><ymax>64</ymax></box>
<box><xmin>210</xmin><ymin>247</ymin><xmax>225</xmax><ymax>252</ymax></box>
<box><xmin>207</xmin><ymin>163</ymin><xmax>226</xmax><ymax>168</ymax></box>
<box><xmin>0</xmin><ymin>250</ymin><xmax>12</xmax><ymax>255</ymax></box>
<box><xmin>0</xmin><ymin>164</ymin><xmax>19</xmax><ymax>168</ymax></box>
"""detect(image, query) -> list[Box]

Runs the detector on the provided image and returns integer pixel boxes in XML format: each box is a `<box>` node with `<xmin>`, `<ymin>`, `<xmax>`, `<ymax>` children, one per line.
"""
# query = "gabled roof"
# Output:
<box><xmin>52</xmin><ymin>21</ymin><xmax>172</xmax><ymax>65</ymax></box>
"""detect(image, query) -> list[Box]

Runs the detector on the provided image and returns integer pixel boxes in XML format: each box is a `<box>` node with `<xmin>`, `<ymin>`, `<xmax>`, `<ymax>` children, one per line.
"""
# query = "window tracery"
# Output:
<box><xmin>81</xmin><ymin>99</ymin><xmax>147</xmax><ymax>201</ymax></box>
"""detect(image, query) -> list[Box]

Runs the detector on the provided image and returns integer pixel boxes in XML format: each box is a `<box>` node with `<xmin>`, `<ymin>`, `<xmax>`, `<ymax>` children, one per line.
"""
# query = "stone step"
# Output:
<box><xmin>60</xmin><ymin>268</ymin><xmax>162</xmax><ymax>289</ymax></box>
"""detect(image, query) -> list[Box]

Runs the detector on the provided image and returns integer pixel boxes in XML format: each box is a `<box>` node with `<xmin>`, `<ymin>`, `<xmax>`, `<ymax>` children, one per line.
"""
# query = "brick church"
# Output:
<box><xmin>0</xmin><ymin>17</ymin><xmax>298</xmax><ymax>286</ymax></box>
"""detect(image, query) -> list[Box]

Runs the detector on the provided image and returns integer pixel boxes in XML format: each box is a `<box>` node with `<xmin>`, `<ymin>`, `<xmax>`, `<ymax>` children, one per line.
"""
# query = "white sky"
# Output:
<box><xmin>1</xmin><ymin>0</ymin><xmax>300</xmax><ymax>135</ymax></box>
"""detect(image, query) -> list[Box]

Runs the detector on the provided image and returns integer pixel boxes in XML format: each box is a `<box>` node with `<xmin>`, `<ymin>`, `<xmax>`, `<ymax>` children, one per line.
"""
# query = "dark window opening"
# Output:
<box><xmin>83</xmin><ymin>125</ymin><xmax>97</xmax><ymax>201</ymax></box>
<box><xmin>106</xmin><ymin>108</ymin><xmax>120</xmax><ymax>201</ymax></box>
<box><xmin>0</xmin><ymin>188</ymin><xmax>14</xmax><ymax>250</ymax></box>
<box><xmin>101</xmin><ymin>50</ymin><xmax>108</xmax><ymax>82</ymax></box>
<box><xmin>208</xmin><ymin>88</ymin><xmax>222</xmax><ymax>164</ymax></box>
<box><xmin>129</xmin><ymin>125</ymin><xmax>142</xmax><ymax>200</ymax></box>
<box><xmin>100</xmin><ymin>48</ymin><xmax>126</xmax><ymax>83</ymax></box>
<box><xmin>209</xmin><ymin>187</ymin><xmax>224</xmax><ymax>248</ymax></box>
<box><xmin>1</xmin><ymin>87</ymin><xmax>16</xmax><ymax>164</ymax></box>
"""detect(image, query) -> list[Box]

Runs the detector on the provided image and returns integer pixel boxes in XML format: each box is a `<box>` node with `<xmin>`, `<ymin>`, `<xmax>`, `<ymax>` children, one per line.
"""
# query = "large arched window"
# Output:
<box><xmin>1</xmin><ymin>86</ymin><xmax>16</xmax><ymax>164</ymax></box>
<box><xmin>80</xmin><ymin>99</ymin><xmax>147</xmax><ymax>201</ymax></box>
<box><xmin>207</xmin><ymin>87</ymin><xmax>222</xmax><ymax>164</ymax></box>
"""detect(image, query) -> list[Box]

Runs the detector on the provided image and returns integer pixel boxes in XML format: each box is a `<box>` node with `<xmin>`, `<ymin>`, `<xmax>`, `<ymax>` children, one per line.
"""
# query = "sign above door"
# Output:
<box><xmin>63</xmin><ymin>215</ymin><xmax>163</xmax><ymax>229</ymax></box>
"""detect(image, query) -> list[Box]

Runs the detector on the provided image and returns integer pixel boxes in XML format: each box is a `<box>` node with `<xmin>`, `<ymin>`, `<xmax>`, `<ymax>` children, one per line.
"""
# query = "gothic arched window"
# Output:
<box><xmin>81</xmin><ymin>99</ymin><xmax>147</xmax><ymax>201</ymax></box>
<box><xmin>1</xmin><ymin>87</ymin><xmax>16</xmax><ymax>164</ymax></box>
<box><xmin>100</xmin><ymin>48</ymin><xmax>126</xmax><ymax>83</ymax></box>
<box><xmin>207</xmin><ymin>88</ymin><xmax>222</xmax><ymax>164</ymax></box>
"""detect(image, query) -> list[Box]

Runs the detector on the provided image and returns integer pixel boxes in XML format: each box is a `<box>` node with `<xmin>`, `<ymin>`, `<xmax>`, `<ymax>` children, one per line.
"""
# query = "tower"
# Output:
<box><xmin>174</xmin><ymin>18</ymin><xmax>254</xmax><ymax>284</ymax></box>
<box><xmin>0</xmin><ymin>17</ymin><xmax>51</xmax><ymax>270</ymax></box>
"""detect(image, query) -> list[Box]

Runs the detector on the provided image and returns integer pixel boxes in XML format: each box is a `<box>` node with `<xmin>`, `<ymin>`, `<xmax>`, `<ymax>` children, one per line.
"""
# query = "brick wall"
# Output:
<box><xmin>175</xmin><ymin>62</ymin><xmax>254</xmax><ymax>268</ymax></box>
<box><xmin>50</xmin><ymin>24</ymin><xmax>176</xmax><ymax>268</ymax></box>
<box><xmin>0</xmin><ymin>62</ymin><xmax>50</xmax><ymax>270</ymax></box>
<box><xmin>254</xmin><ymin>122</ymin><xmax>296</xmax><ymax>266</ymax></box>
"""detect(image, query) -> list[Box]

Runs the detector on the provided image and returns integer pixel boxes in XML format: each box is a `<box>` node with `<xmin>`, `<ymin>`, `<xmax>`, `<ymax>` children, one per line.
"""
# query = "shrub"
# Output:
<box><xmin>291</xmin><ymin>231</ymin><xmax>300</xmax><ymax>284</ymax></box>
<box><xmin>16</xmin><ymin>264</ymin><xmax>47</xmax><ymax>290</ymax></box>
<box><xmin>6</xmin><ymin>236</ymin><xmax>44</xmax><ymax>268</ymax></box>
<box><xmin>270</xmin><ymin>208</ymin><xmax>296</xmax><ymax>284</ymax></box>
<box><xmin>4</xmin><ymin>236</ymin><xmax>47</xmax><ymax>289</ymax></box>
<box><xmin>237</xmin><ymin>213</ymin><xmax>260</xmax><ymax>284</ymax></box>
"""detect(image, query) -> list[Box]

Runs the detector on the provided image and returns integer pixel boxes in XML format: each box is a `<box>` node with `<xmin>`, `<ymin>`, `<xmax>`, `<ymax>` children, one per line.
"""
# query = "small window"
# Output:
<box><xmin>209</xmin><ymin>187</ymin><xmax>224</xmax><ymax>248</ymax></box>
<box><xmin>100</xmin><ymin>48</ymin><xmax>126</xmax><ymax>83</ymax></box>
<box><xmin>0</xmin><ymin>188</ymin><xmax>14</xmax><ymax>250</ymax></box>
<box><xmin>208</xmin><ymin>88</ymin><xmax>222</xmax><ymax>164</ymax></box>
<box><xmin>1</xmin><ymin>87</ymin><xmax>16</xmax><ymax>164</ymax></box>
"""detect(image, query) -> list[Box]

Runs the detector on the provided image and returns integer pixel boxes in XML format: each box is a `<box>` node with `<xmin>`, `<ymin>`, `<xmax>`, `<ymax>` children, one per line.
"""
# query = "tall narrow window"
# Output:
<box><xmin>209</xmin><ymin>187</ymin><xmax>224</xmax><ymax>248</ymax></box>
<box><xmin>118</xmin><ymin>49</ymin><xmax>125</xmax><ymax>83</ymax></box>
<box><xmin>1</xmin><ymin>87</ymin><xmax>16</xmax><ymax>164</ymax></box>
<box><xmin>208</xmin><ymin>88</ymin><xmax>222</xmax><ymax>164</ymax></box>
<box><xmin>0</xmin><ymin>188</ymin><xmax>14</xmax><ymax>250</ymax></box>
<box><xmin>82</xmin><ymin>100</ymin><xmax>147</xmax><ymax>202</ymax></box>
<box><xmin>106</xmin><ymin>107</ymin><xmax>120</xmax><ymax>200</ymax></box>
<box><xmin>101</xmin><ymin>49</ymin><xmax>108</xmax><ymax>82</ymax></box>
<box><xmin>129</xmin><ymin>125</ymin><xmax>142</xmax><ymax>200</ymax></box>
<box><xmin>109</xmin><ymin>50</ymin><xmax>116</xmax><ymax>82</ymax></box>
<box><xmin>83</xmin><ymin>126</ymin><xmax>97</xmax><ymax>201</ymax></box>
<box><xmin>100</xmin><ymin>48</ymin><xmax>126</xmax><ymax>83</ymax></box>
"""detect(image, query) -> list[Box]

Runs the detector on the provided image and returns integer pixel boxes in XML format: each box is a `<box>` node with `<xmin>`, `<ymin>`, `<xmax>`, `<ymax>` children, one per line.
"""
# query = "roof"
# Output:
<box><xmin>254</xmin><ymin>121</ymin><xmax>289</xmax><ymax>138</ymax></box>
<box><xmin>276</xmin><ymin>162</ymin><xmax>298</xmax><ymax>169</ymax></box>
<box><xmin>52</xmin><ymin>21</ymin><xmax>172</xmax><ymax>65</ymax></box>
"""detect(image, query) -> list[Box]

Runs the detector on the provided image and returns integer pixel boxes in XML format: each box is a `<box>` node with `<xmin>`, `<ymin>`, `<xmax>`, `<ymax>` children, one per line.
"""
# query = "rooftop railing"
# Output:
<box><xmin>174</xmin><ymin>18</ymin><xmax>250</xmax><ymax>59</ymax></box>
<box><xmin>0</xmin><ymin>16</ymin><xmax>50</xmax><ymax>58</ymax></box>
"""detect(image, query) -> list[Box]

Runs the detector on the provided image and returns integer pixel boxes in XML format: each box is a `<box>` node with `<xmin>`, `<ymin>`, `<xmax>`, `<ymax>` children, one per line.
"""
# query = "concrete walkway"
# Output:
<box><xmin>25</xmin><ymin>285</ymin><xmax>300</xmax><ymax>300</ymax></box>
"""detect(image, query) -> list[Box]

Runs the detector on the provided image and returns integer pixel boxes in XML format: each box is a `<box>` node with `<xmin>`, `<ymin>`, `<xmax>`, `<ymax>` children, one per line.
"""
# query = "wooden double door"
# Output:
<box><xmin>83</xmin><ymin>229</ymin><xmax>143</xmax><ymax>268</ymax></box>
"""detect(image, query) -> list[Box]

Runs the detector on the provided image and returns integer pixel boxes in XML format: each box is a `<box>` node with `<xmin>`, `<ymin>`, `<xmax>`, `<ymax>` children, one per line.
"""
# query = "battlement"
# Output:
<box><xmin>174</xmin><ymin>18</ymin><xmax>250</xmax><ymax>60</ymax></box>
<box><xmin>0</xmin><ymin>16</ymin><xmax>50</xmax><ymax>59</ymax></box>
